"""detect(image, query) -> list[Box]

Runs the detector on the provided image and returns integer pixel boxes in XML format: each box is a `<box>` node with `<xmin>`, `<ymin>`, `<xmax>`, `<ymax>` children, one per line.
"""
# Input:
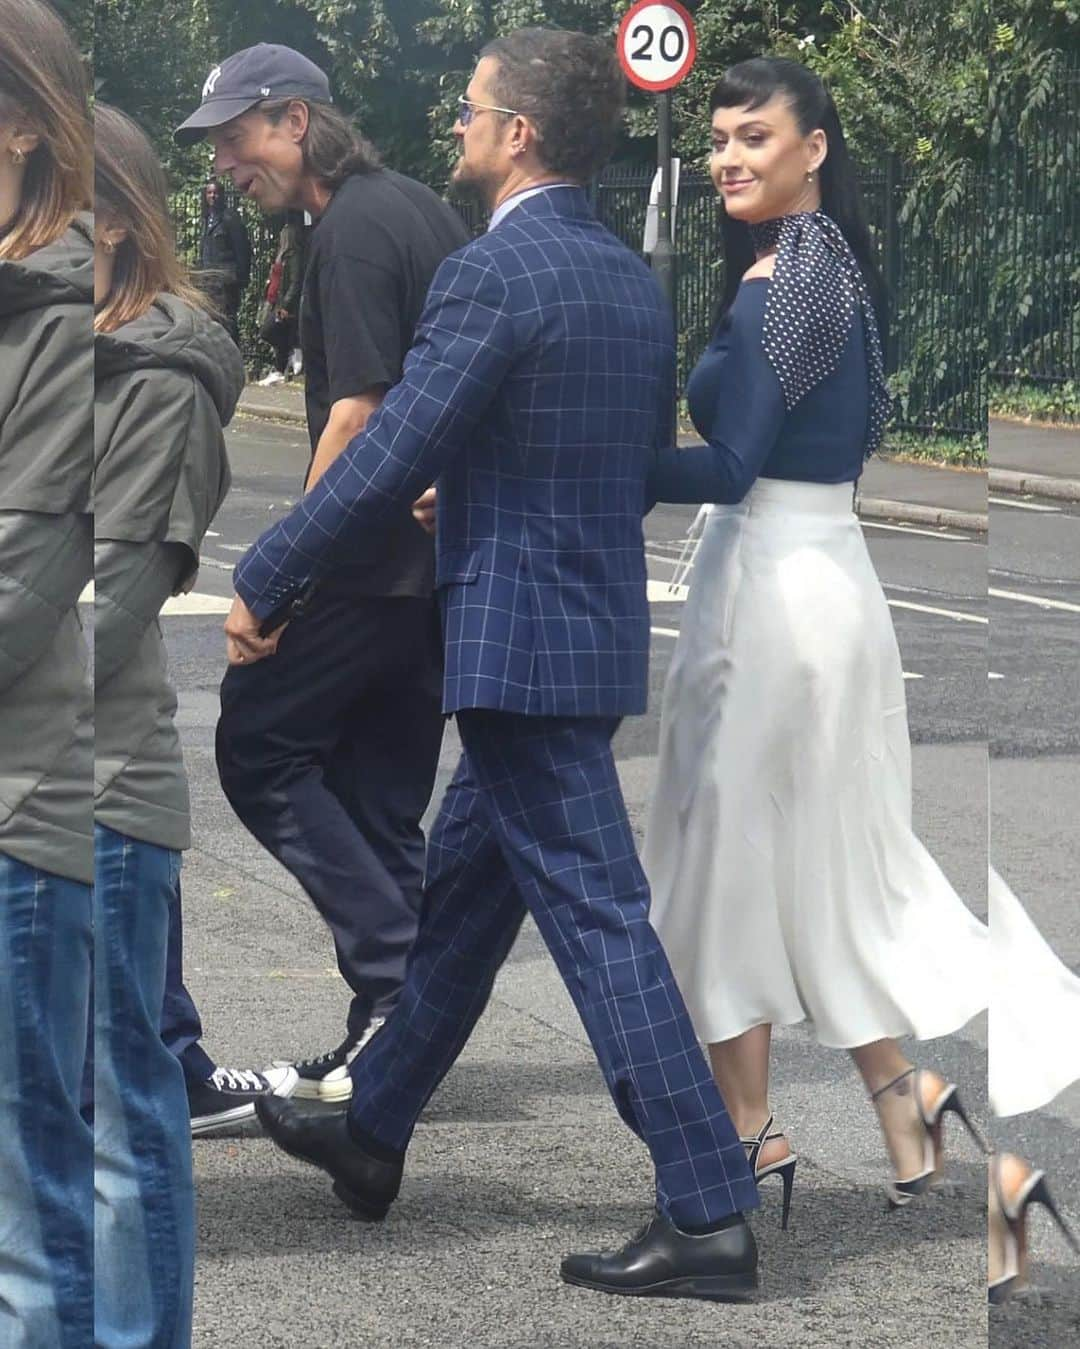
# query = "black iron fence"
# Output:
<box><xmin>989</xmin><ymin>62</ymin><xmax>1079</xmax><ymax>387</ymax></box>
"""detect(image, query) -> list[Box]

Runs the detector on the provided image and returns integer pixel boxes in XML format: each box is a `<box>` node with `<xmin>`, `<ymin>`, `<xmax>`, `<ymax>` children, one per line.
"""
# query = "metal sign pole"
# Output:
<box><xmin>652</xmin><ymin>89</ymin><xmax>676</xmax><ymax>327</ymax></box>
<box><xmin>653</xmin><ymin>89</ymin><xmax>677</xmax><ymax>441</ymax></box>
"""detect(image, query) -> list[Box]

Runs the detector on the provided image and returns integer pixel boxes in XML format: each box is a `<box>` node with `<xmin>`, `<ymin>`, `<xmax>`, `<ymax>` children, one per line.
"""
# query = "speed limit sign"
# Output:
<box><xmin>617</xmin><ymin>1</ymin><xmax>697</xmax><ymax>93</ymax></box>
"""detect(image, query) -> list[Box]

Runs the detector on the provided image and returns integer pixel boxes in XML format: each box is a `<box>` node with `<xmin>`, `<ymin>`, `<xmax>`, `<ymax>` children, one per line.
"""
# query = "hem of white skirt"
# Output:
<box><xmin>990</xmin><ymin>1075</ymin><xmax>1077</xmax><ymax>1119</ymax></box>
<box><xmin>695</xmin><ymin>1004</ymin><xmax>986</xmax><ymax>1053</ymax></box>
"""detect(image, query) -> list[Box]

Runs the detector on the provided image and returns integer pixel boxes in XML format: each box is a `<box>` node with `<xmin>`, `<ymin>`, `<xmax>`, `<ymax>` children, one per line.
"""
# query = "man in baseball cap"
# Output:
<box><xmin>164</xmin><ymin>41</ymin><xmax>471</xmax><ymax>1141</ymax></box>
<box><xmin>174</xmin><ymin>43</ymin><xmax>332</xmax><ymax>145</ymax></box>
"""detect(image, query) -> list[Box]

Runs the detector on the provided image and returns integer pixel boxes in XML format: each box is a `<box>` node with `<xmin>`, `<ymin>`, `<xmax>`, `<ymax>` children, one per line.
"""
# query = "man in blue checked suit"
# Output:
<box><xmin>230</xmin><ymin>28</ymin><xmax>761</xmax><ymax>1301</ymax></box>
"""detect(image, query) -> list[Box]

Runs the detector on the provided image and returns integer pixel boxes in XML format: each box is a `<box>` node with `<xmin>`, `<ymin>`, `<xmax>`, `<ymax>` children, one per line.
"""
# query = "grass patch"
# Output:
<box><xmin>990</xmin><ymin>380</ymin><xmax>1079</xmax><ymax>425</ymax></box>
<box><xmin>881</xmin><ymin>429</ymin><xmax>985</xmax><ymax>468</ymax></box>
<box><xmin>675</xmin><ymin>411</ymin><xmax>986</xmax><ymax>467</ymax></box>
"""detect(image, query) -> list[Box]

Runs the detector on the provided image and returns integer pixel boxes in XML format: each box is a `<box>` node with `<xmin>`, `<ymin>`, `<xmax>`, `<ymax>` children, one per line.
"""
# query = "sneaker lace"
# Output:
<box><xmin>211</xmin><ymin>1066</ymin><xmax>265</xmax><ymax>1093</ymax></box>
<box><xmin>298</xmin><ymin>1037</ymin><xmax>355</xmax><ymax>1071</ymax></box>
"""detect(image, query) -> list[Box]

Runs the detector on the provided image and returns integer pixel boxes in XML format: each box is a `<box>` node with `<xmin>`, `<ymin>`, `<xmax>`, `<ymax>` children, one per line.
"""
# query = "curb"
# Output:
<box><xmin>988</xmin><ymin>467</ymin><xmax>1080</xmax><ymax>503</ymax></box>
<box><xmin>238</xmin><ymin>399</ymin><xmax>307</xmax><ymax>426</ymax></box>
<box><xmin>856</xmin><ymin>496</ymin><xmax>987</xmax><ymax>535</ymax></box>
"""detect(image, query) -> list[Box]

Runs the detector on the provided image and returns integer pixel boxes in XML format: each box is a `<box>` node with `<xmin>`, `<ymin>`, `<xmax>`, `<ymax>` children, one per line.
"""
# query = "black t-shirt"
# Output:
<box><xmin>300</xmin><ymin>169</ymin><xmax>471</xmax><ymax>597</ymax></box>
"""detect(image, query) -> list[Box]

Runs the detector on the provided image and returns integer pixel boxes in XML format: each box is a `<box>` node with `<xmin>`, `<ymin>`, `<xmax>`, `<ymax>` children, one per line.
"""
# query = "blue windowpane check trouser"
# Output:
<box><xmin>94</xmin><ymin>825</ymin><xmax>194</xmax><ymax>1349</ymax></box>
<box><xmin>349</xmin><ymin>710</ymin><xmax>760</xmax><ymax>1229</ymax></box>
<box><xmin>0</xmin><ymin>852</ymin><xmax>93</xmax><ymax>1349</ymax></box>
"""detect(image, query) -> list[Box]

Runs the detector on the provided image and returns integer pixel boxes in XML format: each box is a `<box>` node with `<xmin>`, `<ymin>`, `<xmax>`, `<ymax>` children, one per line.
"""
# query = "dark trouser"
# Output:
<box><xmin>214</xmin><ymin>591</ymin><xmax>444</xmax><ymax>1043</ymax></box>
<box><xmin>222</xmin><ymin>283</ymin><xmax>242</xmax><ymax>347</ymax></box>
<box><xmin>160</xmin><ymin>879</ymin><xmax>215</xmax><ymax>1083</ymax></box>
<box><xmin>348</xmin><ymin>711</ymin><xmax>761</xmax><ymax>1231</ymax></box>
<box><xmin>270</xmin><ymin>317</ymin><xmax>297</xmax><ymax>374</ymax></box>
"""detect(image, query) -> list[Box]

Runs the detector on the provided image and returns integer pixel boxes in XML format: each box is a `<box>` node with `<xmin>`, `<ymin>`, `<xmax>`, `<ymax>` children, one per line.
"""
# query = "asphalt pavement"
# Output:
<box><xmin>162</xmin><ymin>413</ymin><xmax>1011</xmax><ymax>1348</ymax></box>
<box><xmin>154</xmin><ymin>404</ymin><xmax>1080</xmax><ymax>1346</ymax></box>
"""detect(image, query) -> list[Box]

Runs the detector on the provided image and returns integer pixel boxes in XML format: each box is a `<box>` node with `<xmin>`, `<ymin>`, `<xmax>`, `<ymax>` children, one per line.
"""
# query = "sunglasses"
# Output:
<box><xmin>457</xmin><ymin>97</ymin><xmax>522</xmax><ymax>127</ymax></box>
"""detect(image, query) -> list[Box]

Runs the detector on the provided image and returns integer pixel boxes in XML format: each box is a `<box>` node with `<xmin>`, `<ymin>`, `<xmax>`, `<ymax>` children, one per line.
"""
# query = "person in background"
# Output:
<box><xmin>93</xmin><ymin>104</ymin><xmax>284</xmax><ymax>1345</ymax></box>
<box><xmin>0</xmin><ymin>0</ymin><xmax>93</xmax><ymax>1342</ymax></box>
<box><xmin>256</xmin><ymin>209</ymin><xmax>305</xmax><ymax>385</ymax></box>
<box><xmin>198</xmin><ymin>175</ymin><xmax>250</xmax><ymax>345</ymax></box>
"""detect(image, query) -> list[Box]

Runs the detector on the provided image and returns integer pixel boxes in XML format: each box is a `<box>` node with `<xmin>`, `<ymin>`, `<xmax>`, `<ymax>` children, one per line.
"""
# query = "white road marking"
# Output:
<box><xmin>988</xmin><ymin>496</ymin><xmax>1061</xmax><ymax>513</ymax></box>
<box><xmin>861</xmin><ymin>521</ymin><xmax>969</xmax><ymax>541</ymax></box>
<box><xmin>650</xmin><ymin>626</ymin><xmax>681</xmax><ymax>638</ymax></box>
<box><xmin>990</xmin><ymin>672</ymin><xmax>1004</xmax><ymax>680</ymax></box>
<box><xmin>990</xmin><ymin>587</ymin><xmax>1080</xmax><ymax>614</ymax></box>
<box><xmin>886</xmin><ymin>598</ymin><xmax>987</xmax><ymax>625</ymax></box>
<box><xmin>78</xmin><ymin>582</ymin><xmax>231</xmax><ymax>615</ymax></box>
<box><xmin>647</xmin><ymin>579</ymin><xmax>688</xmax><ymax>602</ymax></box>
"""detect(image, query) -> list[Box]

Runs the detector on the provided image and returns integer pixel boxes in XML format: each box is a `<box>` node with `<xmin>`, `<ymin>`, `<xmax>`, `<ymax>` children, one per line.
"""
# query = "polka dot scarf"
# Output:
<box><xmin>748</xmin><ymin>210</ymin><xmax>891</xmax><ymax>459</ymax></box>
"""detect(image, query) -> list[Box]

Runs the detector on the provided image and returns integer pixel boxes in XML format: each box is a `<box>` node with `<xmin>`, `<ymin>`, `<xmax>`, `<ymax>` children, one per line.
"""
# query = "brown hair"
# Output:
<box><xmin>0</xmin><ymin>0</ymin><xmax>91</xmax><ymax>260</ymax></box>
<box><xmin>260</xmin><ymin>98</ymin><xmax>380</xmax><ymax>192</ymax></box>
<box><xmin>94</xmin><ymin>104</ymin><xmax>209</xmax><ymax>333</ymax></box>
<box><xmin>480</xmin><ymin>28</ymin><xmax>625</xmax><ymax>182</ymax></box>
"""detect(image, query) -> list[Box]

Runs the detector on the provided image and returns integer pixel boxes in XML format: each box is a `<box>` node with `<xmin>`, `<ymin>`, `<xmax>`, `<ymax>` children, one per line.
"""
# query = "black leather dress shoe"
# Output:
<box><xmin>255</xmin><ymin>1095</ymin><xmax>402</xmax><ymax>1221</ymax></box>
<box><xmin>560</xmin><ymin>1211</ymin><xmax>758</xmax><ymax>1301</ymax></box>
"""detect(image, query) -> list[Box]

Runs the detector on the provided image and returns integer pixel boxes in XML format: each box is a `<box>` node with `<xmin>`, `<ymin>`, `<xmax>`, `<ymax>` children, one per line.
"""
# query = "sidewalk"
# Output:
<box><xmin>989</xmin><ymin>417</ymin><xmax>1080</xmax><ymax>502</ymax></box>
<box><xmin>235</xmin><ymin>382</ymin><xmax>1080</xmax><ymax>532</ymax></box>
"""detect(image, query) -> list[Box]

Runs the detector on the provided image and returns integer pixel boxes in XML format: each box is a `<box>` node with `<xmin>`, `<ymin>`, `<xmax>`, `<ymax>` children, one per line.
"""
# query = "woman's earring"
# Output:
<box><xmin>11</xmin><ymin>147</ymin><xmax>26</xmax><ymax>165</ymax></box>
<box><xmin>806</xmin><ymin>169</ymin><xmax>815</xmax><ymax>181</ymax></box>
<box><xmin>104</xmin><ymin>239</ymin><xmax>115</xmax><ymax>255</ymax></box>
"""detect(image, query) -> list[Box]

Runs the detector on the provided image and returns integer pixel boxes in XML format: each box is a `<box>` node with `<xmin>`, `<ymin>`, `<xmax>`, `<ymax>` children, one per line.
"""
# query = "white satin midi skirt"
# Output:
<box><xmin>644</xmin><ymin>478</ymin><xmax>988</xmax><ymax>1049</ymax></box>
<box><xmin>989</xmin><ymin>869</ymin><xmax>1080</xmax><ymax>1117</ymax></box>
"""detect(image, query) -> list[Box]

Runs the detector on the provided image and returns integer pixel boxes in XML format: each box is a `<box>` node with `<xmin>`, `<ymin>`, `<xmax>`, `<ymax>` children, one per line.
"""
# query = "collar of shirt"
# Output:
<box><xmin>488</xmin><ymin>182</ymin><xmax>578</xmax><ymax>231</ymax></box>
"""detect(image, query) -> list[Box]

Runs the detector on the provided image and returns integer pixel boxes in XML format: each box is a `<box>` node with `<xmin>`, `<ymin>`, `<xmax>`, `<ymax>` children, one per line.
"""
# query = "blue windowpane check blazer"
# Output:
<box><xmin>234</xmin><ymin>185</ymin><xmax>676</xmax><ymax>718</ymax></box>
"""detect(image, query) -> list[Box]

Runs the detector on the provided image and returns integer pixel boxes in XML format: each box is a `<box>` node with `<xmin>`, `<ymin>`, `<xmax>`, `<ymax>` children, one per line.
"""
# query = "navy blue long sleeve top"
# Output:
<box><xmin>650</xmin><ymin>278</ymin><xmax>871</xmax><ymax>505</ymax></box>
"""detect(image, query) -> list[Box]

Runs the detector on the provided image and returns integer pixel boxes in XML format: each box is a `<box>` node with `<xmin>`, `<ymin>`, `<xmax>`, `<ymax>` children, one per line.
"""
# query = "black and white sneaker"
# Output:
<box><xmin>187</xmin><ymin>1064</ymin><xmax>298</xmax><ymax>1138</ymax></box>
<box><xmin>285</xmin><ymin>1017</ymin><xmax>386</xmax><ymax>1104</ymax></box>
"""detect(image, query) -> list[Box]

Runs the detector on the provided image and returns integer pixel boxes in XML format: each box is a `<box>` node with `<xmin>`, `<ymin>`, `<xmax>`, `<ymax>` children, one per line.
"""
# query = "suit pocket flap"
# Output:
<box><xmin>436</xmin><ymin>548</ymin><xmax>481</xmax><ymax>587</ymax></box>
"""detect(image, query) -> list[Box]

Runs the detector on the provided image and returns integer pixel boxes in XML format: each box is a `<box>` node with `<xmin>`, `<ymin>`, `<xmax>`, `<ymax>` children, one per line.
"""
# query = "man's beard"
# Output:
<box><xmin>449</xmin><ymin>158</ymin><xmax>489</xmax><ymax>206</ymax></box>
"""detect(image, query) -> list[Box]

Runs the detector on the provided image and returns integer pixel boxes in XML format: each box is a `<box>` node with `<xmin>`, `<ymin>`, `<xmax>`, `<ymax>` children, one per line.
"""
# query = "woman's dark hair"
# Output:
<box><xmin>710</xmin><ymin>57</ymin><xmax>888</xmax><ymax>351</ymax></box>
<box><xmin>480</xmin><ymin>27</ymin><xmax>625</xmax><ymax>183</ymax></box>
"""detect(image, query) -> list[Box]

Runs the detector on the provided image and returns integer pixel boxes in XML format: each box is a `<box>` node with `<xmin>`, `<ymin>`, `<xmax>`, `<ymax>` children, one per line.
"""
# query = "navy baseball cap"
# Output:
<box><xmin>174</xmin><ymin>43</ymin><xmax>332</xmax><ymax>145</ymax></box>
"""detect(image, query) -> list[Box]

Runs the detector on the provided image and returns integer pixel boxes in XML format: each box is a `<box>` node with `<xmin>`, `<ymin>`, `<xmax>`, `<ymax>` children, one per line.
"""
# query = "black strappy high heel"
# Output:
<box><xmin>740</xmin><ymin>1114</ymin><xmax>797</xmax><ymax>1231</ymax></box>
<box><xmin>872</xmin><ymin>1067</ymin><xmax>988</xmax><ymax>1210</ymax></box>
<box><xmin>989</xmin><ymin>1153</ymin><xmax>1079</xmax><ymax>1303</ymax></box>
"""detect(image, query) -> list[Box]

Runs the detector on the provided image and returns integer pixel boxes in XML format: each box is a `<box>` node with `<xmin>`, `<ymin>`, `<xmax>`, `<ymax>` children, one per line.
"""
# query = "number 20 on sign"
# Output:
<box><xmin>617</xmin><ymin>0</ymin><xmax>697</xmax><ymax>93</ymax></box>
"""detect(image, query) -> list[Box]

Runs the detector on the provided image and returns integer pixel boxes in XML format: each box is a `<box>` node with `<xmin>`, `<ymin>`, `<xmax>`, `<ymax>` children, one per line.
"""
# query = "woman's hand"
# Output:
<box><xmin>412</xmin><ymin>486</ymin><xmax>437</xmax><ymax>536</ymax></box>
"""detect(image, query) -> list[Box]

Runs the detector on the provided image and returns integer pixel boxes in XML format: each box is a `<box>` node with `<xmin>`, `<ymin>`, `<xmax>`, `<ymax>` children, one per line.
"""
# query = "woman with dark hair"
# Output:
<box><xmin>643</xmin><ymin>57</ymin><xmax>987</xmax><ymax>1225</ymax></box>
<box><xmin>198</xmin><ymin>175</ymin><xmax>250</xmax><ymax>345</ymax></box>
<box><xmin>93</xmin><ymin>103</ymin><xmax>246</xmax><ymax>1346</ymax></box>
<box><xmin>0</xmin><ymin>0</ymin><xmax>94</xmax><ymax>1340</ymax></box>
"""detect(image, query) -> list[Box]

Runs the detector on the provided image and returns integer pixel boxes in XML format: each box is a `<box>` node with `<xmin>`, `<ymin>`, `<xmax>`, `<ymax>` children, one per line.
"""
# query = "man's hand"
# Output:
<box><xmin>412</xmin><ymin>486</ymin><xmax>437</xmax><ymax>536</ymax></box>
<box><xmin>224</xmin><ymin>594</ymin><xmax>286</xmax><ymax>666</ymax></box>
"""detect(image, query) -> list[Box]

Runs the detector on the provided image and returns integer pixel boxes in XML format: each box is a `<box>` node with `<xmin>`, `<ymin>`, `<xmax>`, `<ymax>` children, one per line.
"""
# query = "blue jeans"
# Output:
<box><xmin>0</xmin><ymin>852</ymin><xmax>93</xmax><ymax>1349</ymax></box>
<box><xmin>94</xmin><ymin>825</ymin><xmax>193</xmax><ymax>1349</ymax></box>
